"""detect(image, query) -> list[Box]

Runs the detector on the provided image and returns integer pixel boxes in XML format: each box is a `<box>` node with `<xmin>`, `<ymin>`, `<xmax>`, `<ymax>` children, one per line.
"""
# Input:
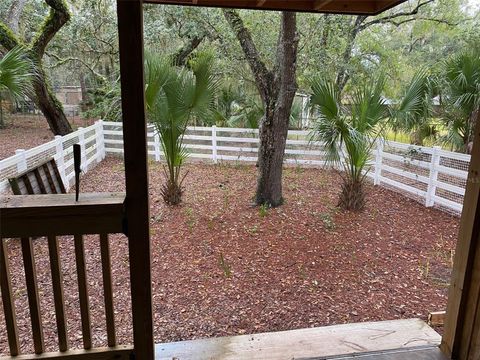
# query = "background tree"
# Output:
<box><xmin>223</xmin><ymin>10</ymin><xmax>299</xmax><ymax>207</ymax></box>
<box><xmin>439</xmin><ymin>50</ymin><xmax>480</xmax><ymax>152</ymax></box>
<box><xmin>391</xmin><ymin>68</ymin><xmax>436</xmax><ymax>145</ymax></box>
<box><xmin>0</xmin><ymin>0</ymin><xmax>73</xmax><ymax>135</ymax></box>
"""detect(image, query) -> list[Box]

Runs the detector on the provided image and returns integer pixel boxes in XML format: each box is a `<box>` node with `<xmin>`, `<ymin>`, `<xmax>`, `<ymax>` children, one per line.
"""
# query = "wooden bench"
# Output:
<box><xmin>8</xmin><ymin>158</ymin><xmax>66</xmax><ymax>195</ymax></box>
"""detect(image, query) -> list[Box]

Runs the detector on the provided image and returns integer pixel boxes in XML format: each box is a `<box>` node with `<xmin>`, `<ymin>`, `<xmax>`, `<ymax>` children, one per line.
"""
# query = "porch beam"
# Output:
<box><xmin>116</xmin><ymin>0</ymin><xmax>154</xmax><ymax>359</ymax></box>
<box><xmin>0</xmin><ymin>193</ymin><xmax>125</xmax><ymax>238</ymax></box>
<box><xmin>143</xmin><ymin>0</ymin><xmax>404</xmax><ymax>15</ymax></box>
<box><xmin>313</xmin><ymin>0</ymin><xmax>334</xmax><ymax>10</ymax></box>
<box><xmin>442</xmin><ymin>110</ymin><xmax>480</xmax><ymax>359</ymax></box>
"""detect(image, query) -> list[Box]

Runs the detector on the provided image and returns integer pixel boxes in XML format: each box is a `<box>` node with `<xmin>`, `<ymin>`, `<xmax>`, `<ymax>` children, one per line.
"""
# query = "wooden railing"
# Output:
<box><xmin>0</xmin><ymin>193</ymin><xmax>133</xmax><ymax>359</ymax></box>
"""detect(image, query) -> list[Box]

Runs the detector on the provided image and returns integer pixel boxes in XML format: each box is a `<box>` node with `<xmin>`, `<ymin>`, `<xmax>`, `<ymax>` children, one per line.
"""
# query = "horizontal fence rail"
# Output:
<box><xmin>103</xmin><ymin>121</ymin><xmax>470</xmax><ymax>215</ymax></box>
<box><xmin>0</xmin><ymin>120</ymin><xmax>471</xmax><ymax>215</ymax></box>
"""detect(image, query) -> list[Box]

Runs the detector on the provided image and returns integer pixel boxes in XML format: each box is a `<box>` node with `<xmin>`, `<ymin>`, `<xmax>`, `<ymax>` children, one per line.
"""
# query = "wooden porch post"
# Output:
<box><xmin>441</xmin><ymin>110</ymin><xmax>480</xmax><ymax>360</ymax></box>
<box><xmin>117</xmin><ymin>1</ymin><xmax>154</xmax><ymax>359</ymax></box>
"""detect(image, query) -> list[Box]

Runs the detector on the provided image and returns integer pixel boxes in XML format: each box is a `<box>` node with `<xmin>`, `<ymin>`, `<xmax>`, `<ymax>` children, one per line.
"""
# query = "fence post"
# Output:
<box><xmin>96</xmin><ymin>120</ymin><xmax>105</xmax><ymax>163</ymax></box>
<box><xmin>374</xmin><ymin>138</ymin><xmax>384</xmax><ymax>186</ymax></box>
<box><xmin>78</xmin><ymin>127</ymin><xmax>87</xmax><ymax>171</ymax></box>
<box><xmin>154</xmin><ymin>131</ymin><xmax>161</xmax><ymax>162</ymax></box>
<box><xmin>15</xmin><ymin>149</ymin><xmax>27</xmax><ymax>173</ymax></box>
<box><xmin>426</xmin><ymin>146</ymin><xmax>441</xmax><ymax>207</ymax></box>
<box><xmin>54</xmin><ymin>136</ymin><xmax>67</xmax><ymax>187</ymax></box>
<box><xmin>212</xmin><ymin>125</ymin><xmax>218</xmax><ymax>164</ymax></box>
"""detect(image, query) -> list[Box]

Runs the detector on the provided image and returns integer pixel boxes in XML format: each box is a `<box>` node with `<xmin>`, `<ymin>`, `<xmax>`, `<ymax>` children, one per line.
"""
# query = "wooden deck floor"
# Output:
<box><xmin>154</xmin><ymin>318</ymin><xmax>443</xmax><ymax>360</ymax></box>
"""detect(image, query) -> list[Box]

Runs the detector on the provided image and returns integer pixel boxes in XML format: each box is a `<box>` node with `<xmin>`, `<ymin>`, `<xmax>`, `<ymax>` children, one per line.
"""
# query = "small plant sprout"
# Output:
<box><xmin>185</xmin><ymin>207</ymin><xmax>196</xmax><ymax>232</ymax></box>
<box><xmin>319</xmin><ymin>212</ymin><xmax>335</xmax><ymax>230</ymax></box>
<box><xmin>207</xmin><ymin>218</ymin><xmax>215</xmax><ymax>230</ymax></box>
<box><xmin>247</xmin><ymin>224</ymin><xmax>258</xmax><ymax>235</ymax></box>
<box><xmin>219</xmin><ymin>252</ymin><xmax>232</xmax><ymax>278</ymax></box>
<box><xmin>294</xmin><ymin>160</ymin><xmax>303</xmax><ymax>174</ymax></box>
<box><xmin>419</xmin><ymin>259</ymin><xmax>430</xmax><ymax>279</ymax></box>
<box><xmin>259</xmin><ymin>203</ymin><xmax>269</xmax><ymax>218</ymax></box>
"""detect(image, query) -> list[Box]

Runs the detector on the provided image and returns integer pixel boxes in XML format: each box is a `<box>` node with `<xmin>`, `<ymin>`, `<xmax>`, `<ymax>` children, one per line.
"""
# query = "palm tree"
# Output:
<box><xmin>0</xmin><ymin>46</ymin><xmax>35</xmax><ymax>128</ymax></box>
<box><xmin>391</xmin><ymin>69</ymin><xmax>437</xmax><ymax>146</ymax></box>
<box><xmin>144</xmin><ymin>52</ymin><xmax>217</xmax><ymax>205</ymax></box>
<box><xmin>439</xmin><ymin>51</ymin><xmax>480</xmax><ymax>152</ymax></box>
<box><xmin>309</xmin><ymin>75</ymin><xmax>387</xmax><ymax>211</ymax></box>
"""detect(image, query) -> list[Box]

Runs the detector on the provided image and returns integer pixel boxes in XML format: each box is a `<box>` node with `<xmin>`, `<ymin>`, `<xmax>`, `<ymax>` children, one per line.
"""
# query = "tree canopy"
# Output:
<box><xmin>0</xmin><ymin>0</ymin><xmax>478</xmax><ymax>144</ymax></box>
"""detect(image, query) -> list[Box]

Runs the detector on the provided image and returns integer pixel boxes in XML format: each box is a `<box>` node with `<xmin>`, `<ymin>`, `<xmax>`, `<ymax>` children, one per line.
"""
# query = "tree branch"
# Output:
<box><xmin>222</xmin><ymin>9</ymin><xmax>273</xmax><ymax>102</ymax></box>
<box><xmin>31</xmin><ymin>0</ymin><xmax>70</xmax><ymax>57</ymax></box>
<box><xmin>336</xmin><ymin>15</ymin><xmax>367</xmax><ymax>91</ymax></box>
<box><xmin>385</xmin><ymin>17</ymin><xmax>457</xmax><ymax>27</ymax></box>
<box><xmin>6</xmin><ymin>0</ymin><xmax>28</xmax><ymax>35</ymax></box>
<box><xmin>0</xmin><ymin>22</ymin><xmax>20</xmax><ymax>51</ymax></box>
<box><xmin>45</xmin><ymin>51</ymin><xmax>106</xmax><ymax>80</ymax></box>
<box><xmin>172</xmin><ymin>34</ymin><xmax>205</xmax><ymax>66</ymax></box>
<box><xmin>358</xmin><ymin>0</ymin><xmax>434</xmax><ymax>31</ymax></box>
<box><xmin>274</xmin><ymin>11</ymin><xmax>299</xmax><ymax>117</ymax></box>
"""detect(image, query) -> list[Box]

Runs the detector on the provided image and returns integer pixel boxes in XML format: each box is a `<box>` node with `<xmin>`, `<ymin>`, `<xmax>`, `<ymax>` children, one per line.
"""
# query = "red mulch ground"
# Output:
<box><xmin>0</xmin><ymin>157</ymin><xmax>459</xmax><ymax>355</ymax></box>
<box><xmin>0</xmin><ymin>115</ymin><xmax>93</xmax><ymax>160</ymax></box>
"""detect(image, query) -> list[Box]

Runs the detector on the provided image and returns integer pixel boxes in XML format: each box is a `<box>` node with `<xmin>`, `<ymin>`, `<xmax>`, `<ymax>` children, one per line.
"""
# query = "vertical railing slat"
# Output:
<box><xmin>22</xmin><ymin>174</ymin><xmax>34</xmax><ymax>194</ymax></box>
<box><xmin>50</xmin><ymin>159</ymin><xmax>67</xmax><ymax>193</ymax></box>
<box><xmin>33</xmin><ymin>168</ymin><xmax>47</xmax><ymax>194</ymax></box>
<box><xmin>42</xmin><ymin>163</ymin><xmax>58</xmax><ymax>194</ymax></box>
<box><xmin>21</xmin><ymin>237</ymin><xmax>45</xmax><ymax>354</ymax></box>
<box><xmin>47</xmin><ymin>235</ymin><xmax>69</xmax><ymax>352</ymax></box>
<box><xmin>426</xmin><ymin>146</ymin><xmax>441</xmax><ymax>207</ymax></box>
<box><xmin>0</xmin><ymin>239</ymin><xmax>20</xmax><ymax>356</ymax></box>
<box><xmin>15</xmin><ymin>149</ymin><xmax>27</xmax><ymax>173</ymax></box>
<box><xmin>78</xmin><ymin>127</ymin><xmax>87</xmax><ymax>170</ymax></box>
<box><xmin>100</xmin><ymin>233</ymin><xmax>116</xmax><ymax>347</ymax></box>
<box><xmin>74</xmin><ymin>234</ymin><xmax>92</xmax><ymax>349</ymax></box>
<box><xmin>54</xmin><ymin>135</ymin><xmax>66</xmax><ymax>188</ymax></box>
<box><xmin>212</xmin><ymin>125</ymin><xmax>217</xmax><ymax>164</ymax></box>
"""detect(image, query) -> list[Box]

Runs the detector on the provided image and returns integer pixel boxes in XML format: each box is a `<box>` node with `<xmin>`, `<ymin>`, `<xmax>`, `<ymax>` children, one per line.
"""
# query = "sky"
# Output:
<box><xmin>466</xmin><ymin>0</ymin><xmax>480</xmax><ymax>12</ymax></box>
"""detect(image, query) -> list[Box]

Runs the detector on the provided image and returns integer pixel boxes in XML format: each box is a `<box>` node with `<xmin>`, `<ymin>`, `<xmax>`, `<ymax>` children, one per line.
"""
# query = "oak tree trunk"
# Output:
<box><xmin>0</xmin><ymin>0</ymin><xmax>73</xmax><ymax>135</ymax></box>
<box><xmin>256</xmin><ymin>105</ymin><xmax>291</xmax><ymax>205</ymax></box>
<box><xmin>223</xmin><ymin>10</ymin><xmax>298</xmax><ymax>207</ymax></box>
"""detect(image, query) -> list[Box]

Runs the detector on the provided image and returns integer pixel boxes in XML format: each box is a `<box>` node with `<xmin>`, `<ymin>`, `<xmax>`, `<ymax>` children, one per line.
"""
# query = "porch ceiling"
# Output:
<box><xmin>143</xmin><ymin>0</ymin><xmax>407</xmax><ymax>15</ymax></box>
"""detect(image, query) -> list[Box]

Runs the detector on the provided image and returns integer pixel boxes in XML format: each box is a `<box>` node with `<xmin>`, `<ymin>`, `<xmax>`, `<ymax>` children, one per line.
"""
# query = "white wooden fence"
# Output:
<box><xmin>0</xmin><ymin>121</ymin><xmax>106</xmax><ymax>193</ymax></box>
<box><xmin>367</xmin><ymin>140</ymin><xmax>468</xmax><ymax>213</ymax></box>
<box><xmin>0</xmin><ymin>120</ymin><xmax>470</xmax><ymax>215</ymax></box>
<box><xmin>103</xmin><ymin>121</ymin><xmax>469</xmax><ymax>214</ymax></box>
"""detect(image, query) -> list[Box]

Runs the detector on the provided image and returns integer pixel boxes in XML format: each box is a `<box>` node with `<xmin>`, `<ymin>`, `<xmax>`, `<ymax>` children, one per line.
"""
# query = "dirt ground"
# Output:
<box><xmin>0</xmin><ymin>115</ymin><xmax>93</xmax><ymax>160</ymax></box>
<box><xmin>0</xmin><ymin>157</ymin><xmax>459</xmax><ymax>355</ymax></box>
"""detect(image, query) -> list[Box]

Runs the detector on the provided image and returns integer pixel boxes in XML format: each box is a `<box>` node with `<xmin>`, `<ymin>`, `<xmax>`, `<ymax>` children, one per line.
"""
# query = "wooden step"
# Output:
<box><xmin>154</xmin><ymin>318</ymin><xmax>442</xmax><ymax>360</ymax></box>
<box><xmin>323</xmin><ymin>346</ymin><xmax>448</xmax><ymax>360</ymax></box>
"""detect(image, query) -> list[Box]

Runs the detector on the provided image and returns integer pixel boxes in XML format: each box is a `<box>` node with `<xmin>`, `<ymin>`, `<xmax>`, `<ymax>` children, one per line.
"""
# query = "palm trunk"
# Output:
<box><xmin>339</xmin><ymin>178</ymin><xmax>365</xmax><ymax>211</ymax></box>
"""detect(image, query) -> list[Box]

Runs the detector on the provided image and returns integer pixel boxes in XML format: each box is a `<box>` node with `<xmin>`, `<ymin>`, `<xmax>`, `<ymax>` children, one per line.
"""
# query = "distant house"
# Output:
<box><xmin>54</xmin><ymin>85</ymin><xmax>83</xmax><ymax>116</ymax></box>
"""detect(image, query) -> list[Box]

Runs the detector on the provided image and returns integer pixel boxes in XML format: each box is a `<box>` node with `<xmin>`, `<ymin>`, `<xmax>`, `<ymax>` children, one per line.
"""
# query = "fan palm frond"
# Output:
<box><xmin>439</xmin><ymin>50</ymin><xmax>480</xmax><ymax>151</ymax></box>
<box><xmin>0</xmin><ymin>46</ymin><xmax>36</xmax><ymax>101</ymax></box>
<box><xmin>309</xmin><ymin>75</ymin><xmax>387</xmax><ymax>211</ymax></box>
<box><xmin>145</xmin><ymin>51</ymin><xmax>218</xmax><ymax>204</ymax></box>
